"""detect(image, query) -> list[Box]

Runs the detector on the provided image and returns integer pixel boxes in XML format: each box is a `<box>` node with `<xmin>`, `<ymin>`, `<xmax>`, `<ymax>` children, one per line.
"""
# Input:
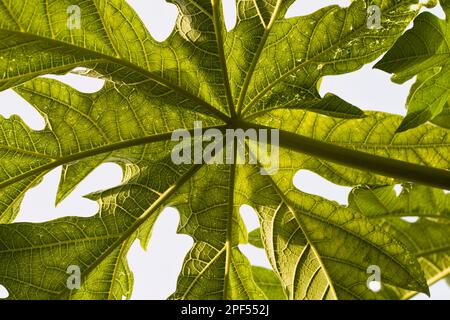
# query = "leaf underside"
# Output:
<box><xmin>0</xmin><ymin>0</ymin><xmax>448</xmax><ymax>300</ymax></box>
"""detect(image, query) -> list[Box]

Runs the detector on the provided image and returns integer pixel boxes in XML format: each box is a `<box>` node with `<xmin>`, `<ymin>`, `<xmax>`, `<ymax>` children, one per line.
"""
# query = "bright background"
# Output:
<box><xmin>0</xmin><ymin>0</ymin><xmax>448</xmax><ymax>300</ymax></box>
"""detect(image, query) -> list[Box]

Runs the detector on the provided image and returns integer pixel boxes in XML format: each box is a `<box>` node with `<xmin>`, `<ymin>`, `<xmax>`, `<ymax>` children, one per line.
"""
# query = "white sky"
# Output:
<box><xmin>0</xmin><ymin>0</ymin><xmax>448</xmax><ymax>300</ymax></box>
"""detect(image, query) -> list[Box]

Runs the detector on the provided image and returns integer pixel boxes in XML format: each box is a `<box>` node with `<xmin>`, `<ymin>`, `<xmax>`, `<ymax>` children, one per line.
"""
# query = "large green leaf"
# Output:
<box><xmin>0</xmin><ymin>0</ymin><xmax>449</xmax><ymax>300</ymax></box>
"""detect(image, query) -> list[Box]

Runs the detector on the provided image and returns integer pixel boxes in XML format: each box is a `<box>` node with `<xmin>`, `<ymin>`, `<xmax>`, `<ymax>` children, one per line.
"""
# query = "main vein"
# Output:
<box><xmin>236</xmin><ymin>0</ymin><xmax>284</xmax><ymax>116</ymax></box>
<box><xmin>0</xmin><ymin>126</ymin><xmax>227</xmax><ymax>191</ymax></box>
<box><xmin>212</xmin><ymin>0</ymin><xmax>236</xmax><ymax>119</ymax></box>
<box><xmin>0</xmin><ymin>28</ymin><xmax>231</xmax><ymax>123</ymax></box>
<box><xmin>237</xmin><ymin>119</ymin><xmax>450</xmax><ymax>190</ymax></box>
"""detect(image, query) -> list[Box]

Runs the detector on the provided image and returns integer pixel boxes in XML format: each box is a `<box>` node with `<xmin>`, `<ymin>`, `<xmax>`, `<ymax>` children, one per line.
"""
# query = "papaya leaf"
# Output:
<box><xmin>0</xmin><ymin>0</ymin><xmax>448</xmax><ymax>300</ymax></box>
